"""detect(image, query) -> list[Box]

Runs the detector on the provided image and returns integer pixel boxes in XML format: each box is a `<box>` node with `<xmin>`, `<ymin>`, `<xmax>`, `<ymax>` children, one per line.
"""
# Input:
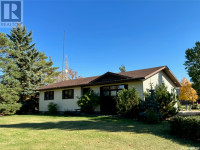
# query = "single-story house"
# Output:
<box><xmin>36</xmin><ymin>66</ymin><xmax>181</xmax><ymax>114</ymax></box>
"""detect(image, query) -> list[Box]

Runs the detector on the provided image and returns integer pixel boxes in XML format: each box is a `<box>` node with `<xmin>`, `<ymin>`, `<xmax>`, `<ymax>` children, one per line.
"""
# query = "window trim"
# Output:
<box><xmin>44</xmin><ymin>91</ymin><xmax>54</xmax><ymax>100</ymax></box>
<box><xmin>62</xmin><ymin>89</ymin><xmax>74</xmax><ymax>99</ymax></box>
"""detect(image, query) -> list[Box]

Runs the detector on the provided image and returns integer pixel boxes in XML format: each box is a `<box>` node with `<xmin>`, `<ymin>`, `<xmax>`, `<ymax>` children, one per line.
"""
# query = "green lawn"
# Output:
<box><xmin>0</xmin><ymin>115</ymin><xmax>199</xmax><ymax>150</ymax></box>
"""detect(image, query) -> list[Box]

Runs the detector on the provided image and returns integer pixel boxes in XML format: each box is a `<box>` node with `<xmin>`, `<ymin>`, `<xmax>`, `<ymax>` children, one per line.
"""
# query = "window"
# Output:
<box><xmin>110</xmin><ymin>91</ymin><xmax>117</xmax><ymax>96</ymax></box>
<box><xmin>101</xmin><ymin>84</ymin><xmax>128</xmax><ymax>97</ymax></box>
<box><xmin>118</xmin><ymin>85</ymin><xmax>125</xmax><ymax>89</ymax></box>
<box><xmin>62</xmin><ymin>89</ymin><xmax>74</xmax><ymax>99</ymax></box>
<box><xmin>83</xmin><ymin>88</ymin><xmax>90</xmax><ymax>95</ymax></box>
<box><xmin>103</xmin><ymin>91</ymin><xmax>109</xmax><ymax>96</ymax></box>
<box><xmin>44</xmin><ymin>91</ymin><xmax>54</xmax><ymax>100</ymax></box>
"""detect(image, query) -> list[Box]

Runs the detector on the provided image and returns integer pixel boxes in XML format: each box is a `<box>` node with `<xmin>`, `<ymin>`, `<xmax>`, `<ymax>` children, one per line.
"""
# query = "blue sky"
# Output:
<box><xmin>1</xmin><ymin>0</ymin><xmax>200</xmax><ymax>81</ymax></box>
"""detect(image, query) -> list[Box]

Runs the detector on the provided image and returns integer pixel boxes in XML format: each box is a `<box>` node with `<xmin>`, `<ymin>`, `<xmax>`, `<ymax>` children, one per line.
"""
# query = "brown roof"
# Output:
<box><xmin>36</xmin><ymin>66</ymin><xmax>181</xmax><ymax>91</ymax></box>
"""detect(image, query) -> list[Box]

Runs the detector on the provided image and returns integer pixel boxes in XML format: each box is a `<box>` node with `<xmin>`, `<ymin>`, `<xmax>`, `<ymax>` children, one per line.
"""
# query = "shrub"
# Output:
<box><xmin>0</xmin><ymin>84</ymin><xmax>22</xmax><ymax>115</ymax></box>
<box><xmin>77</xmin><ymin>90</ymin><xmax>100</xmax><ymax>114</ymax></box>
<box><xmin>192</xmin><ymin>104</ymin><xmax>200</xmax><ymax>110</ymax></box>
<box><xmin>146</xmin><ymin>108</ymin><xmax>160</xmax><ymax>124</ymax></box>
<box><xmin>177</xmin><ymin>100</ymin><xmax>182</xmax><ymax>111</ymax></box>
<box><xmin>154</xmin><ymin>84</ymin><xmax>178</xmax><ymax>118</ymax></box>
<box><xmin>48</xmin><ymin>102</ymin><xmax>58</xmax><ymax>115</ymax></box>
<box><xmin>0</xmin><ymin>102</ymin><xmax>21</xmax><ymax>115</ymax></box>
<box><xmin>170</xmin><ymin>116</ymin><xmax>200</xmax><ymax>141</ymax></box>
<box><xmin>17</xmin><ymin>96</ymin><xmax>39</xmax><ymax>114</ymax></box>
<box><xmin>143</xmin><ymin>83</ymin><xmax>178</xmax><ymax>119</ymax></box>
<box><xmin>116</xmin><ymin>87</ymin><xmax>140</xmax><ymax>118</ymax></box>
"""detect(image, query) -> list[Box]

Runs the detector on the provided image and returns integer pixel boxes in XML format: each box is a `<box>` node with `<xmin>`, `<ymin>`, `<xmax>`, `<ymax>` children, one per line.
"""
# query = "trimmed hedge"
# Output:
<box><xmin>169</xmin><ymin>116</ymin><xmax>200</xmax><ymax>141</ymax></box>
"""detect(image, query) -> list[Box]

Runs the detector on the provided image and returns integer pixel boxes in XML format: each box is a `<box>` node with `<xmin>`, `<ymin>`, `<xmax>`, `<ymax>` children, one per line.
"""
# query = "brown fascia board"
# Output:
<box><xmin>36</xmin><ymin>78</ymin><xmax>144</xmax><ymax>91</ymax></box>
<box><xmin>144</xmin><ymin>66</ymin><xmax>167</xmax><ymax>79</ymax></box>
<box><xmin>36</xmin><ymin>84</ymin><xmax>90</xmax><ymax>91</ymax></box>
<box><xmin>89</xmin><ymin>71</ymin><xmax>132</xmax><ymax>84</ymax></box>
<box><xmin>87</xmin><ymin>77</ymin><xmax>144</xmax><ymax>86</ymax></box>
<box><xmin>163</xmin><ymin>68</ymin><xmax>182</xmax><ymax>87</ymax></box>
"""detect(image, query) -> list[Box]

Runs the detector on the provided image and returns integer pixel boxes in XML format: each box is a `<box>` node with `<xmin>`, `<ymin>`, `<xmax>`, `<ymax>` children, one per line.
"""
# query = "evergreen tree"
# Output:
<box><xmin>154</xmin><ymin>83</ymin><xmax>177</xmax><ymax>119</ymax></box>
<box><xmin>0</xmin><ymin>33</ymin><xmax>21</xmax><ymax>115</ymax></box>
<box><xmin>6</xmin><ymin>24</ymin><xmax>41</xmax><ymax>101</ymax></box>
<box><xmin>143</xmin><ymin>83</ymin><xmax>178</xmax><ymax>119</ymax></box>
<box><xmin>35</xmin><ymin>52</ymin><xmax>60</xmax><ymax>85</ymax></box>
<box><xmin>1</xmin><ymin>24</ymin><xmax>60</xmax><ymax>104</ymax></box>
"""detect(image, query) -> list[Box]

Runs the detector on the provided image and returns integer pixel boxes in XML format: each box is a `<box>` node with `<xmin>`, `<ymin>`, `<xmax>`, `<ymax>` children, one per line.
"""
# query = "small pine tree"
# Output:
<box><xmin>154</xmin><ymin>83</ymin><xmax>178</xmax><ymax>118</ymax></box>
<box><xmin>116</xmin><ymin>87</ymin><xmax>140</xmax><ymax>118</ymax></box>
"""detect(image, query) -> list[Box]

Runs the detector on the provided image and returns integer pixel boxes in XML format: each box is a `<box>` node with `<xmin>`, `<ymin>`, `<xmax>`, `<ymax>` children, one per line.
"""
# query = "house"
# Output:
<box><xmin>37</xmin><ymin>66</ymin><xmax>181</xmax><ymax>114</ymax></box>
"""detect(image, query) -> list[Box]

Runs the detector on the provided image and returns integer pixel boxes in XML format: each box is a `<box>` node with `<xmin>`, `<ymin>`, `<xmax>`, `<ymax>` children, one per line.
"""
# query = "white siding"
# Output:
<box><xmin>39</xmin><ymin>87</ymin><xmax>81</xmax><ymax>112</ymax></box>
<box><xmin>143</xmin><ymin>71</ymin><xmax>177</xmax><ymax>93</ymax></box>
<box><xmin>39</xmin><ymin>81</ymin><xmax>143</xmax><ymax>112</ymax></box>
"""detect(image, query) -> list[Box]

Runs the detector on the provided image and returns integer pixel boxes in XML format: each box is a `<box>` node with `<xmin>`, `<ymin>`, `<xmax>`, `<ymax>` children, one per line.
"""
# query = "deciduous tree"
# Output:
<box><xmin>119</xmin><ymin>64</ymin><xmax>126</xmax><ymax>72</ymax></box>
<box><xmin>184</xmin><ymin>42</ymin><xmax>200</xmax><ymax>96</ymax></box>
<box><xmin>56</xmin><ymin>58</ymin><xmax>82</xmax><ymax>82</ymax></box>
<box><xmin>179</xmin><ymin>77</ymin><xmax>198</xmax><ymax>103</ymax></box>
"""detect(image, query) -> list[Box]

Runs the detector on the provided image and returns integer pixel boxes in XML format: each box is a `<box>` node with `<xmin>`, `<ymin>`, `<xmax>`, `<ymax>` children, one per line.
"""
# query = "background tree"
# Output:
<box><xmin>179</xmin><ymin>77</ymin><xmax>198</xmax><ymax>103</ymax></box>
<box><xmin>184</xmin><ymin>41</ymin><xmax>200</xmax><ymax>96</ymax></box>
<box><xmin>35</xmin><ymin>52</ymin><xmax>60</xmax><ymax>85</ymax></box>
<box><xmin>56</xmin><ymin>58</ymin><xmax>82</xmax><ymax>82</ymax></box>
<box><xmin>119</xmin><ymin>64</ymin><xmax>126</xmax><ymax>72</ymax></box>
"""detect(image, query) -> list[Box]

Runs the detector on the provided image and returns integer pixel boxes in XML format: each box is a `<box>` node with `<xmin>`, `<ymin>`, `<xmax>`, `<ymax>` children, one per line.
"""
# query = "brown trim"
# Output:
<box><xmin>163</xmin><ymin>68</ymin><xmax>182</xmax><ymax>87</ymax></box>
<box><xmin>37</xmin><ymin>78</ymin><xmax>143</xmax><ymax>91</ymax></box>
<box><xmin>36</xmin><ymin>66</ymin><xmax>181</xmax><ymax>91</ymax></box>
<box><xmin>89</xmin><ymin>72</ymin><xmax>131</xmax><ymax>83</ymax></box>
<box><xmin>144</xmin><ymin>66</ymin><xmax>166</xmax><ymax>79</ymax></box>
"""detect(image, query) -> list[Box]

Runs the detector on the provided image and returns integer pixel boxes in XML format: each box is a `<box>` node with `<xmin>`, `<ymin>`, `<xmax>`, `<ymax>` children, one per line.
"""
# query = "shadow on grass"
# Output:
<box><xmin>0</xmin><ymin>116</ymin><xmax>199</xmax><ymax>147</ymax></box>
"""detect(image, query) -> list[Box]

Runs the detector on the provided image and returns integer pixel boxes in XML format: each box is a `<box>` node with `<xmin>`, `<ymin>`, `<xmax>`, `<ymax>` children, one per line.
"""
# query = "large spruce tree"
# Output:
<box><xmin>0</xmin><ymin>24</ymin><xmax>59</xmax><ymax>104</ymax></box>
<box><xmin>0</xmin><ymin>33</ymin><xmax>22</xmax><ymax>114</ymax></box>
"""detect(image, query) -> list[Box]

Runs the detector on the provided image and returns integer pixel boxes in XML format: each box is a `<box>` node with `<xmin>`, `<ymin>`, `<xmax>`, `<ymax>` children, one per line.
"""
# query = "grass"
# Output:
<box><xmin>0</xmin><ymin>115</ymin><xmax>199</xmax><ymax>150</ymax></box>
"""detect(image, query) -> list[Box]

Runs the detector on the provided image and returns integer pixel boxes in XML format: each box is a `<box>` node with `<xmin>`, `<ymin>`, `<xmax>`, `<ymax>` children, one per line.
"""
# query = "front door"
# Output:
<box><xmin>100</xmin><ymin>84</ymin><xmax>128</xmax><ymax>114</ymax></box>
